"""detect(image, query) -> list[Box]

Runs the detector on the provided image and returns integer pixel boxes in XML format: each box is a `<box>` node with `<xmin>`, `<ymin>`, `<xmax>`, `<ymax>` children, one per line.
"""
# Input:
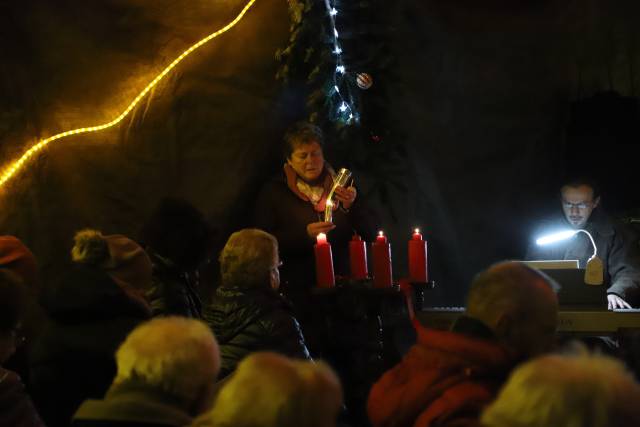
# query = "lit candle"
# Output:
<box><xmin>317</xmin><ymin>232</ymin><xmax>328</xmax><ymax>245</ymax></box>
<box><xmin>408</xmin><ymin>228</ymin><xmax>428</xmax><ymax>283</ymax></box>
<box><xmin>372</xmin><ymin>230</ymin><xmax>393</xmax><ymax>288</ymax></box>
<box><xmin>349</xmin><ymin>234</ymin><xmax>368</xmax><ymax>280</ymax></box>
<box><xmin>314</xmin><ymin>232</ymin><xmax>335</xmax><ymax>288</ymax></box>
<box><xmin>324</xmin><ymin>200</ymin><xmax>334</xmax><ymax>223</ymax></box>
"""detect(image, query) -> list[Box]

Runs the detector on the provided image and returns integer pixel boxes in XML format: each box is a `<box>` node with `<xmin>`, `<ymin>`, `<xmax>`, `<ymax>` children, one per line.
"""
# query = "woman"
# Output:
<box><xmin>255</xmin><ymin>122</ymin><xmax>374</xmax><ymax>294</ymax></box>
<box><xmin>204</xmin><ymin>229</ymin><xmax>310</xmax><ymax>379</ymax></box>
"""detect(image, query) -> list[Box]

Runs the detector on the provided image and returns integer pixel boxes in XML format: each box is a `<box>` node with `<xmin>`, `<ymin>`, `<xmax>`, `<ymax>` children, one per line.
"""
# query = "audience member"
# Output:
<box><xmin>0</xmin><ymin>236</ymin><xmax>44</xmax><ymax>384</ymax></box>
<box><xmin>192</xmin><ymin>352</ymin><xmax>342</xmax><ymax>427</ymax></box>
<box><xmin>204</xmin><ymin>228</ymin><xmax>310</xmax><ymax>379</ymax></box>
<box><xmin>29</xmin><ymin>229</ymin><xmax>152</xmax><ymax>427</ymax></box>
<box><xmin>140</xmin><ymin>198</ymin><xmax>212</xmax><ymax>318</ymax></box>
<box><xmin>368</xmin><ymin>261</ymin><xmax>558</xmax><ymax>427</ymax></box>
<box><xmin>71</xmin><ymin>229</ymin><xmax>153</xmax><ymax>313</ymax></box>
<box><xmin>481</xmin><ymin>352</ymin><xmax>640</xmax><ymax>427</ymax></box>
<box><xmin>0</xmin><ymin>269</ymin><xmax>45</xmax><ymax>427</ymax></box>
<box><xmin>72</xmin><ymin>317</ymin><xmax>221</xmax><ymax>427</ymax></box>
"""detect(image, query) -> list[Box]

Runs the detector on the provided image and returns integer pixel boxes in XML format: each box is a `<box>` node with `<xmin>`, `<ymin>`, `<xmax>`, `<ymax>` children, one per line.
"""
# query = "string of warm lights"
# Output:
<box><xmin>323</xmin><ymin>0</ymin><xmax>358</xmax><ymax>124</ymax></box>
<box><xmin>0</xmin><ymin>0</ymin><xmax>258</xmax><ymax>189</ymax></box>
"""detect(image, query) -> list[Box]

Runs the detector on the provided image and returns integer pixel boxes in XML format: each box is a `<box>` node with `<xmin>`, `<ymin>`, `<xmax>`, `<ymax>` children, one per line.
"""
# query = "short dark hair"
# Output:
<box><xmin>561</xmin><ymin>176</ymin><xmax>601</xmax><ymax>199</ymax></box>
<box><xmin>283</xmin><ymin>122</ymin><xmax>325</xmax><ymax>159</ymax></box>
<box><xmin>0</xmin><ymin>270</ymin><xmax>25</xmax><ymax>335</ymax></box>
<box><xmin>140</xmin><ymin>198</ymin><xmax>212</xmax><ymax>271</ymax></box>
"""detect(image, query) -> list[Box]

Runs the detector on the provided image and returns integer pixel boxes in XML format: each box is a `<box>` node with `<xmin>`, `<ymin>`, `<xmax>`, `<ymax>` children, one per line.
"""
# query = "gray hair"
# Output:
<box><xmin>113</xmin><ymin>317</ymin><xmax>220</xmax><ymax>403</ymax></box>
<box><xmin>466</xmin><ymin>261</ymin><xmax>557</xmax><ymax>324</ymax></box>
<box><xmin>219</xmin><ymin>229</ymin><xmax>278</xmax><ymax>289</ymax></box>
<box><xmin>192</xmin><ymin>352</ymin><xmax>343</xmax><ymax>427</ymax></box>
<box><xmin>481</xmin><ymin>352</ymin><xmax>640</xmax><ymax>427</ymax></box>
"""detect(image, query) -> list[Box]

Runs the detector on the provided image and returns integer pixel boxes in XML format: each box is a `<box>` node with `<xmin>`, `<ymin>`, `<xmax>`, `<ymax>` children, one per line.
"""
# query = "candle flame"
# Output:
<box><xmin>414</xmin><ymin>228</ymin><xmax>420</xmax><ymax>234</ymax></box>
<box><xmin>378</xmin><ymin>230</ymin><xmax>384</xmax><ymax>237</ymax></box>
<box><xmin>318</xmin><ymin>232</ymin><xmax>326</xmax><ymax>238</ymax></box>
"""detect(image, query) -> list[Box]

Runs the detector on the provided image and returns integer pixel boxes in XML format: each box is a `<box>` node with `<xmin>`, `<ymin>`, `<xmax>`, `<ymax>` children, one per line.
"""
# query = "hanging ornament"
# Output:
<box><xmin>356</xmin><ymin>72</ymin><xmax>373</xmax><ymax>90</ymax></box>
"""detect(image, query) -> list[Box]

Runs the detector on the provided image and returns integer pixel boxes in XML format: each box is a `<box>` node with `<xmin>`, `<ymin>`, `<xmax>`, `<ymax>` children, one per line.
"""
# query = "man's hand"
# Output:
<box><xmin>334</xmin><ymin>186</ymin><xmax>357</xmax><ymax>210</ymax></box>
<box><xmin>608</xmin><ymin>294</ymin><xmax>632</xmax><ymax>310</ymax></box>
<box><xmin>307</xmin><ymin>221</ymin><xmax>336</xmax><ymax>238</ymax></box>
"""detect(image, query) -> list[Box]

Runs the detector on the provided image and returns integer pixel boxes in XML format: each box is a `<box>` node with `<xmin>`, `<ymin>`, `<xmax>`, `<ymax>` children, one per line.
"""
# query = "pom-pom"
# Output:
<box><xmin>356</xmin><ymin>72</ymin><xmax>373</xmax><ymax>90</ymax></box>
<box><xmin>71</xmin><ymin>229</ymin><xmax>109</xmax><ymax>265</ymax></box>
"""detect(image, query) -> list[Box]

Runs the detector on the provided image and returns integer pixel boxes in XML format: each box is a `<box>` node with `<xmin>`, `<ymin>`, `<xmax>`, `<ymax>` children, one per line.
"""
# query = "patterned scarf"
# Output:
<box><xmin>284</xmin><ymin>163</ymin><xmax>337</xmax><ymax>213</ymax></box>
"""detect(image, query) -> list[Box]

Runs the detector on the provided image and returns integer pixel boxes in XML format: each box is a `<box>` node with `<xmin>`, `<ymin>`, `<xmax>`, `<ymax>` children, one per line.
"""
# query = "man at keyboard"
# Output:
<box><xmin>526</xmin><ymin>178</ymin><xmax>640</xmax><ymax>309</ymax></box>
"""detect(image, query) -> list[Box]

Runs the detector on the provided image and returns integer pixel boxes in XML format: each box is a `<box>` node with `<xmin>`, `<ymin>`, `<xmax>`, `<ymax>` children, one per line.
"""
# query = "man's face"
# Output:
<box><xmin>561</xmin><ymin>185</ymin><xmax>600</xmax><ymax>229</ymax></box>
<box><xmin>287</xmin><ymin>141</ymin><xmax>325</xmax><ymax>183</ymax></box>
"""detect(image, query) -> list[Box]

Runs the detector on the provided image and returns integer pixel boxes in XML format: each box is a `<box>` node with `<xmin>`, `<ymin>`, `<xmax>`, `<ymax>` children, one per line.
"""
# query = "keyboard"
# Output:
<box><xmin>418</xmin><ymin>307</ymin><xmax>640</xmax><ymax>334</ymax></box>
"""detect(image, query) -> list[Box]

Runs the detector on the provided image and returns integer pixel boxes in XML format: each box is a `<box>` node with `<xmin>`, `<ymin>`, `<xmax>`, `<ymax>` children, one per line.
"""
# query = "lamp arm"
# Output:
<box><xmin>577</xmin><ymin>229</ymin><xmax>597</xmax><ymax>260</ymax></box>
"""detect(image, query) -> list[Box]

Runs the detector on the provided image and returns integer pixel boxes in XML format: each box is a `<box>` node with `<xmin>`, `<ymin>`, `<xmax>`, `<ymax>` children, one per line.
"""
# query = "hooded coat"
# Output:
<box><xmin>368</xmin><ymin>317</ymin><xmax>513</xmax><ymax>427</ymax></box>
<box><xmin>29</xmin><ymin>265</ymin><xmax>150</xmax><ymax>427</ymax></box>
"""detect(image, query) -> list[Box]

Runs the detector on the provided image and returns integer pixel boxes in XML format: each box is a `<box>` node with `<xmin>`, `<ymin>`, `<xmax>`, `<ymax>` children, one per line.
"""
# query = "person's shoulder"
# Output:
<box><xmin>0</xmin><ymin>368</ymin><xmax>24</xmax><ymax>392</ymax></box>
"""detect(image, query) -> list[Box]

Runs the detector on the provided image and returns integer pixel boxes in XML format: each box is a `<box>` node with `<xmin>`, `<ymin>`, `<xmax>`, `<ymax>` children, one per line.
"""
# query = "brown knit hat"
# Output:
<box><xmin>0</xmin><ymin>236</ymin><xmax>38</xmax><ymax>290</ymax></box>
<box><xmin>71</xmin><ymin>229</ymin><xmax>152</xmax><ymax>293</ymax></box>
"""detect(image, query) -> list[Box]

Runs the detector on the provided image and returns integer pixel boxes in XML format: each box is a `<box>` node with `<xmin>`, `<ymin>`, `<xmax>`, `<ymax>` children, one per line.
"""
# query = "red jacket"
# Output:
<box><xmin>368</xmin><ymin>320</ymin><xmax>513</xmax><ymax>427</ymax></box>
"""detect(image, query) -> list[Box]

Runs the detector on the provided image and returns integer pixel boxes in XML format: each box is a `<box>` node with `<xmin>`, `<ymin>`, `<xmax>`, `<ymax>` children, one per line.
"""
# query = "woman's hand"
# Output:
<box><xmin>334</xmin><ymin>186</ymin><xmax>357</xmax><ymax>210</ymax></box>
<box><xmin>307</xmin><ymin>221</ymin><xmax>336</xmax><ymax>238</ymax></box>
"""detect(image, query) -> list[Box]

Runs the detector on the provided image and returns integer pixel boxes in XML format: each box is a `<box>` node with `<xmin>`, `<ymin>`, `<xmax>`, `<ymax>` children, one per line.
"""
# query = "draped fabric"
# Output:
<box><xmin>0</xmin><ymin>0</ymin><xmax>639</xmax><ymax>305</ymax></box>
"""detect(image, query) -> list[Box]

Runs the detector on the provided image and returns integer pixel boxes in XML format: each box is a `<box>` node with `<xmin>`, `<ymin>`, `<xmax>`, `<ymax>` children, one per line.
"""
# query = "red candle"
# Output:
<box><xmin>314</xmin><ymin>233</ymin><xmax>335</xmax><ymax>288</ymax></box>
<box><xmin>408</xmin><ymin>228</ymin><xmax>428</xmax><ymax>283</ymax></box>
<box><xmin>349</xmin><ymin>234</ymin><xmax>368</xmax><ymax>280</ymax></box>
<box><xmin>372</xmin><ymin>231</ymin><xmax>393</xmax><ymax>288</ymax></box>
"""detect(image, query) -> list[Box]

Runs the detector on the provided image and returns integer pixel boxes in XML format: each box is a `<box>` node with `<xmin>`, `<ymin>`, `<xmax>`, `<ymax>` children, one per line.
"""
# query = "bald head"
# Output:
<box><xmin>466</xmin><ymin>261</ymin><xmax>558</xmax><ymax>360</ymax></box>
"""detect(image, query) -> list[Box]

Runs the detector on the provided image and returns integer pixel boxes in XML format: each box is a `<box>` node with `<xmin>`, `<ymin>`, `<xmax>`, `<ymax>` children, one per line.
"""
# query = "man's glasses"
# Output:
<box><xmin>562</xmin><ymin>201</ymin><xmax>593</xmax><ymax>210</ymax></box>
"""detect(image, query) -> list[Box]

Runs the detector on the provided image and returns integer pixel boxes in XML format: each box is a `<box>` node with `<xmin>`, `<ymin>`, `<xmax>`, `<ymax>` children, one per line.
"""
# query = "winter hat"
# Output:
<box><xmin>72</xmin><ymin>229</ymin><xmax>153</xmax><ymax>293</ymax></box>
<box><xmin>0</xmin><ymin>236</ymin><xmax>38</xmax><ymax>289</ymax></box>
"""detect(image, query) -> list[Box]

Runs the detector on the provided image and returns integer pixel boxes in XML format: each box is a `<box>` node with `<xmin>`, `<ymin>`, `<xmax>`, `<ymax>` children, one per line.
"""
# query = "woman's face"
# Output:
<box><xmin>287</xmin><ymin>141</ymin><xmax>324</xmax><ymax>183</ymax></box>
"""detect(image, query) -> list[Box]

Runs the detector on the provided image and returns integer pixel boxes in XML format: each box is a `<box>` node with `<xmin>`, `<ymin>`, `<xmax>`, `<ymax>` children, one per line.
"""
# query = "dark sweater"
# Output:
<box><xmin>526</xmin><ymin>210</ymin><xmax>640</xmax><ymax>305</ymax></box>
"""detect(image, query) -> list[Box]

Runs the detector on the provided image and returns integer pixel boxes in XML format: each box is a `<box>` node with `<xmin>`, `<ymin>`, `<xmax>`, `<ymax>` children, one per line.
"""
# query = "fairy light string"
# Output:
<box><xmin>323</xmin><ymin>0</ymin><xmax>358</xmax><ymax>124</ymax></box>
<box><xmin>0</xmin><ymin>0</ymin><xmax>258</xmax><ymax>189</ymax></box>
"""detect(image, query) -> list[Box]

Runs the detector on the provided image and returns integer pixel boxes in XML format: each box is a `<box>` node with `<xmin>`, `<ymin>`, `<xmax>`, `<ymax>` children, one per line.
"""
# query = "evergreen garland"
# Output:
<box><xmin>276</xmin><ymin>0</ymin><xmax>407</xmax><ymax>221</ymax></box>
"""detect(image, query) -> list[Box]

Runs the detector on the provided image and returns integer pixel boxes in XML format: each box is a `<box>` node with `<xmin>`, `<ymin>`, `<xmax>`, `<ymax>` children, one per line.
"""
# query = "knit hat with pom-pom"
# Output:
<box><xmin>72</xmin><ymin>229</ymin><xmax>152</xmax><ymax>293</ymax></box>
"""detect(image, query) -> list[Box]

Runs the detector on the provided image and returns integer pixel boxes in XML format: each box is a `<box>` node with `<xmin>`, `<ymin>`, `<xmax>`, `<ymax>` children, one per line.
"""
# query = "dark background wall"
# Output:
<box><xmin>0</xmin><ymin>0</ymin><xmax>638</xmax><ymax>304</ymax></box>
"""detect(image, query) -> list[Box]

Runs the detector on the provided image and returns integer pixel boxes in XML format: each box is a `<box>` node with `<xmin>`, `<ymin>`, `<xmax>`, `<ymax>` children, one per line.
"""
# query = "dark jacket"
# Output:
<box><xmin>29</xmin><ymin>265</ymin><xmax>150</xmax><ymax>427</ymax></box>
<box><xmin>203</xmin><ymin>286</ymin><xmax>311</xmax><ymax>379</ymax></box>
<box><xmin>255</xmin><ymin>172</ymin><xmax>375</xmax><ymax>295</ymax></box>
<box><xmin>526</xmin><ymin>210</ymin><xmax>640</xmax><ymax>305</ymax></box>
<box><xmin>146</xmin><ymin>252</ymin><xmax>202</xmax><ymax>319</ymax></box>
<box><xmin>0</xmin><ymin>368</ymin><xmax>45</xmax><ymax>427</ymax></box>
<box><xmin>368</xmin><ymin>317</ymin><xmax>513</xmax><ymax>427</ymax></box>
<box><xmin>71</xmin><ymin>381</ymin><xmax>194</xmax><ymax>427</ymax></box>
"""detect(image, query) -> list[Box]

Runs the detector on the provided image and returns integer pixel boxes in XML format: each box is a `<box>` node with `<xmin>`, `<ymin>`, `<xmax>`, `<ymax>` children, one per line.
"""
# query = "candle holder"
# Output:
<box><xmin>324</xmin><ymin>168</ymin><xmax>352</xmax><ymax>222</ymax></box>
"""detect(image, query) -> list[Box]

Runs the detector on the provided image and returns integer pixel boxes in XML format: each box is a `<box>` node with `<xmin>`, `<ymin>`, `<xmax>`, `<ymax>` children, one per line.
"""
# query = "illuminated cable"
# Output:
<box><xmin>0</xmin><ymin>0</ymin><xmax>258</xmax><ymax>188</ymax></box>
